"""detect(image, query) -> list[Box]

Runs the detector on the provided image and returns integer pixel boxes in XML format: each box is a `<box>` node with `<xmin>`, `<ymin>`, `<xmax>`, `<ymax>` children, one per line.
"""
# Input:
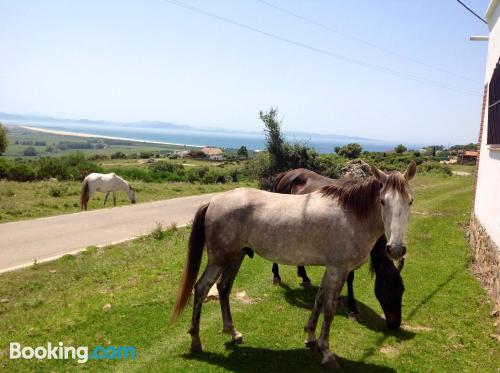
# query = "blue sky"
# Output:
<box><xmin>0</xmin><ymin>0</ymin><xmax>492</xmax><ymax>144</ymax></box>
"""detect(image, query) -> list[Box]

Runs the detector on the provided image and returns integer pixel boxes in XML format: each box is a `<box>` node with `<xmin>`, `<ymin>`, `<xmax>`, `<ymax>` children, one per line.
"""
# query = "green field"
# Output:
<box><xmin>0</xmin><ymin>173</ymin><xmax>498</xmax><ymax>372</ymax></box>
<box><xmin>0</xmin><ymin>180</ymin><xmax>255</xmax><ymax>223</ymax></box>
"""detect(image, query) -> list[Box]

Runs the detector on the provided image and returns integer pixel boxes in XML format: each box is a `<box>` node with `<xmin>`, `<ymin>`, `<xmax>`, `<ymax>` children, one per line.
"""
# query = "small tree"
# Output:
<box><xmin>334</xmin><ymin>143</ymin><xmax>363</xmax><ymax>159</ymax></box>
<box><xmin>0</xmin><ymin>123</ymin><xmax>8</xmax><ymax>155</ymax></box>
<box><xmin>394</xmin><ymin>144</ymin><xmax>407</xmax><ymax>154</ymax></box>
<box><xmin>23</xmin><ymin>146</ymin><xmax>37</xmax><ymax>157</ymax></box>
<box><xmin>237</xmin><ymin>145</ymin><xmax>248</xmax><ymax>159</ymax></box>
<box><xmin>260</xmin><ymin>107</ymin><xmax>286</xmax><ymax>172</ymax></box>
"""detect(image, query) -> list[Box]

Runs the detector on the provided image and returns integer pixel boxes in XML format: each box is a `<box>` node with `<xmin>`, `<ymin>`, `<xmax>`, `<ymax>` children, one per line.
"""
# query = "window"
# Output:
<box><xmin>487</xmin><ymin>60</ymin><xmax>500</xmax><ymax>145</ymax></box>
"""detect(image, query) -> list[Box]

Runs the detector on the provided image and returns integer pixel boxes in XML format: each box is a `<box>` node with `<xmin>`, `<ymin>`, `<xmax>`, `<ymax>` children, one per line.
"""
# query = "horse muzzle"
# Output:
<box><xmin>386</xmin><ymin>244</ymin><xmax>406</xmax><ymax>261</ymax></box>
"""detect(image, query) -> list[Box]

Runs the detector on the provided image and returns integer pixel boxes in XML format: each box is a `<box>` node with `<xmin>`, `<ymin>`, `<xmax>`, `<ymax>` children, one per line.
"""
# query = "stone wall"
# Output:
<box><xmin>469</xmin><ymin>214</ymin><xmax>500</xmax><ymax>312</ymax></box>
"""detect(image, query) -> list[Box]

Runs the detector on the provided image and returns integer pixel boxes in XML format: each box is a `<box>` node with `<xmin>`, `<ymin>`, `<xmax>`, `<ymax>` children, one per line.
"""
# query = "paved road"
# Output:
<box><xmin>0</xmin><ymin>193</ymin><xmax>218</xmax><ymax>273</ymax></box>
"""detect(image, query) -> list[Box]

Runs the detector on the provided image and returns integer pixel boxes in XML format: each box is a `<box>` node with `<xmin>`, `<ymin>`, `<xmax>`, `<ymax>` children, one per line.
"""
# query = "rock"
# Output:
<box><xmin>339</xmin><ymin>159</ymin><xmax>372</xmax><ymax>180</ymax></box>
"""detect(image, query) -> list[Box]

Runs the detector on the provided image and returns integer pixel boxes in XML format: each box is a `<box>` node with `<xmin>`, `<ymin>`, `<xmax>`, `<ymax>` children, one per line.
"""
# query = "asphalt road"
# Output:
<box><xmin>0</xmin><ymin>193</ymin><xmax>218</xmax><ymax>273</ymax></box>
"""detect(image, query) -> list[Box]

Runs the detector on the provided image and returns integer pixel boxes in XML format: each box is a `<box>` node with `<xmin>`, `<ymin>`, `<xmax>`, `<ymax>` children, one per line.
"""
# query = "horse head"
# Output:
<box><xmin>371</xmin><ymin>161</ymin><xmax>416</xmax><ymax>261</ymax></box>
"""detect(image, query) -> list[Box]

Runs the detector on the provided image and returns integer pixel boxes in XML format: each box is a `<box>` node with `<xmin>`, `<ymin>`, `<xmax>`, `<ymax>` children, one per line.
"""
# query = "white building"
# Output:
<box><xmin>470</xmin><ymin>0</ymin><xmax>500</xmax><ymax>311</ymax></box>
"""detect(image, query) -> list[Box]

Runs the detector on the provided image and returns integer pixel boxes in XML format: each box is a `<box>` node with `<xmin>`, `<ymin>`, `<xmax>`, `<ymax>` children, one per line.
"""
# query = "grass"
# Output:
<box><xmin>0</xmin><ymin>180</ymin><xmax>255</xmax><ymax>223</ymax></box>
<box><xmin>0</xmin><ymin>173</ymin><xmax>498</xmax><ymax>372</ymax></box>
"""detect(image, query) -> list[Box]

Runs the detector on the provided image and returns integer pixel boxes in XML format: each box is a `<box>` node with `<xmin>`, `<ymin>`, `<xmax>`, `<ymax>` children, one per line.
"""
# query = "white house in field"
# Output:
<box><xmin>470</xmin><ymin>0</ymin><xmax>500</xmax><ymax>311</ymax></box>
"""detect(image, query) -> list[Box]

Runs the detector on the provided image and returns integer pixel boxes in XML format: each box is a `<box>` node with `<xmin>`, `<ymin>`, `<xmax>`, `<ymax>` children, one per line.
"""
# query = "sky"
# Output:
<box><xmin>0</xmin><ymin>0</ymin><xmax>493</xmax><ymax>144</ymax></box>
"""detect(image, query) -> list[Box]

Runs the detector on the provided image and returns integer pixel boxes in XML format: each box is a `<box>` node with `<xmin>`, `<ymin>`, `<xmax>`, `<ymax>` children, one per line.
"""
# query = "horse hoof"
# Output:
<box><xmin>348</xmin><ymin>312</ymin><xmax>360</xmax><ymax>322</ymax></box>
<box><xmin>190</xmin><ymin>340</ymin><xmax>203</xmax><ymax>353</ymax></box>
<box><xmin>273</xmin><ymin>277</ymin><xmax>282</xmax><ymax>285</ymax></box>
<box><xmin>321</xmin><ymin>356</ymin><xmax>340</xmax><ymax>370</ymax></box>
<box><xmin>305</xmin><ymin>339</ymin><xmax>317</xmax><ymax>350</ymax></box>
<box><xmin>232</xmin><ymin>332</ymin><xmax>244</xmax><ymax>344</ymax></box>
<box><xmin>300</xmin><ymin>281</ymin><xmax>312</xmax><ymax>288</ymax></box>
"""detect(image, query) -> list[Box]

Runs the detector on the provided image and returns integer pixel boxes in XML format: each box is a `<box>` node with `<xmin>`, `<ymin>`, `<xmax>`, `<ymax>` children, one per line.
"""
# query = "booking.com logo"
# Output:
<box><xmin>10</xmin><ymin>342</ymin><xmax>137</xmax><ymax>364</ymax></box>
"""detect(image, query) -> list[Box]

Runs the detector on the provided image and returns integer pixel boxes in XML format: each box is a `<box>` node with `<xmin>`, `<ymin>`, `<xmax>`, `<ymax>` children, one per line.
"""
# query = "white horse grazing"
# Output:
<box><xmin>80</xmin><ymin>173</ymin><xmax>136</xmax><ymax>210</ymax></box>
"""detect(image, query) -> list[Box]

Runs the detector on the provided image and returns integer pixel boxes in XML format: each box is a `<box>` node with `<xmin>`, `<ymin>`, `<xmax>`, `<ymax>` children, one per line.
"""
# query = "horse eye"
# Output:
<box><xmin>409</xmin><ymin>200</ymin><xmax>413</xmax><ymax>206</ymax></box>
<box><xmin>380</xmin><ymin>199</ymin><xmax>385</xmax><ymax>206</ymax></box>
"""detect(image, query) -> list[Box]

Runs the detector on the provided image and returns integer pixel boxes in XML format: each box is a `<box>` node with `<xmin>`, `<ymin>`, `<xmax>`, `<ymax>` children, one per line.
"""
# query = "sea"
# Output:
<box><xmin>5</xmin><ymin>118</ymin><xmax>419</xmax><ymax>153</ymax></box>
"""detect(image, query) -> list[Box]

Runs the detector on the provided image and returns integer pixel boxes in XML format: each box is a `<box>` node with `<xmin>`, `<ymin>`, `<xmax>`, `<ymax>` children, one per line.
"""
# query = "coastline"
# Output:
<box><xmin>21</xmin><ymin>126</ymin><xmax>205</xmax><ymax>149</ymax></box>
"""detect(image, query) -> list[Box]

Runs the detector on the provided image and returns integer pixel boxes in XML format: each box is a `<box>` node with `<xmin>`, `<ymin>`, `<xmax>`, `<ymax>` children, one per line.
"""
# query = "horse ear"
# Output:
<box><xmin>404</xmin><ymin>161</ymin><xmax>417</xmax><ymax>181</ymax></box>
<box><xmin>370</xmin><ymin>165</ymin><xmax>388</xmax><ymax>183</ymax></box>
<box><xmin>397</xmin><ymin>258</ymin><xmax>404</xmax><ymax>273</ymax></box>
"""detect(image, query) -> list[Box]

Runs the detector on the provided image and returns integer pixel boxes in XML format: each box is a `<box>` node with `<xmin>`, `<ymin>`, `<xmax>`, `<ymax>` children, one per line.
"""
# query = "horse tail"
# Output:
<box><xmin>270</xmin><ymin>172</ymin><xmax>287</xmax><ymax>193</ymax></box>
<box><xmin>171</xmin><ymin>202</ymin><xmax>209</xmax><ymax>321</ymax></box>
<box><xmin>80</xmin><ymin>177</ymin><xmax>89</xmax><ymax>210</ymax></box>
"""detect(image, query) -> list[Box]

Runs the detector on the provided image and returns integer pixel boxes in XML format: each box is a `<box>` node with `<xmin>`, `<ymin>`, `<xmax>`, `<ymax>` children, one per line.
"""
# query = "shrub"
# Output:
<box><xmin>150</xmin><ymin>222</ymin><xmax>164</xmax><ymax>240</ymax></box>
<box><xmin>335</xmin><ymin>143</ymin><xmax>363</xmax><ymax>159</ymax></box>
<box><xmin>111</xmin><ymin>151</ymin><xmax>127</xmax><ymax>159</ymax></box>
<box><xmin>48</xmin><ymin>184</ymin><xmax>68</xmax><ymax>198</ymax></box>
<box><xmin>418</xmin><ymin>161</ymin><xmax>452</xmax><ymax>176</ymax></box>
<box><xmin>7</xmin><ymin>163</ymin><xmax>37</xmax><ymax>181</ymax></box>
<box><xmin>23</xmin><ymin>146</ymin><xmax>38</xmax><ymax>157</ymax></box>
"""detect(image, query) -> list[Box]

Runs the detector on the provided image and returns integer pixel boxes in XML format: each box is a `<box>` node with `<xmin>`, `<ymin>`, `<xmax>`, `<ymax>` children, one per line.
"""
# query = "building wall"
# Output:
<box><xmin>474</xmin><ymin>3</ymin><xmax>500</xmax><ymax>247</ymax></box>
<box><xmin>471</xmin><ymin>0</ymin><xmax>500</xmax><ymax>310</ymax></box>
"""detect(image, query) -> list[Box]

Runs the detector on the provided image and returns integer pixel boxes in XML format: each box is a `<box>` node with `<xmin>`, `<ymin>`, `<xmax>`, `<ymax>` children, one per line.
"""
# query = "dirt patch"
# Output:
<box><xmin>452</xmin><ymin>171</ymin><xmax>471</xmax><ymax>176</ymax></box>
<box><xmin>402</xmin><ymin>323</ymin><xmax>433</xmax><ymax>332</ymax></box>
<box><xmin>234</xmin><ymin>290</ymin><xmax>260</xmax><ymax>304</ymax></box>
<box><xmin>379</xmin><ymin>345</ymin><xmax>399</xmax><ymax>357</ymax></box>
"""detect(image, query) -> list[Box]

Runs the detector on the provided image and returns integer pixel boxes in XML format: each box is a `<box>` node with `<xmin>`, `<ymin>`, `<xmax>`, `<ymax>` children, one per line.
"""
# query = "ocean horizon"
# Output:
<box><xmin>4</xmin><ymin>118</ymin><xmax>422</xmax><ymax>153</ymax></box>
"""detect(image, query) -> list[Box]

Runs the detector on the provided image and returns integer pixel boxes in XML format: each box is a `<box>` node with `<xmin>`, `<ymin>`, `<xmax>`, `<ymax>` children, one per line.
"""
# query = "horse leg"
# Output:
<box><xmin>188</xmin><ymin>262</ymin><xmax>223</xmax><ymax>353</ymax></box>
<box><xmin>298</xmin><ymin>266</ymin><xmax>312</xmax><ymax>287</ymax></box>
<box><xmin>304</xmin><ymin>270</ymin><xmax>330</xmax><ymax>349</ymax></box>
<box><xmin>113</xmin><ymin>191</ymin><xmax>116</xmax><ymax>206</ymax></box>
<box><xmin>317</xmin><ymin>268</ymin><xmax>348</xmax><ymax>369</ymax></box>
<box><xmin>346</xmin><ymin>271</ymin><xmax>360</xmax><ymax>321</ymax></box>
<box><xmin>103</xmin><ymin>192</ymin><xmax>109</xmax><ymax>207</ymax></box>
<box><xmin>217</xmin><ymin>253</ymin><xmax>245</xmax><ymax>343</ymax></box>
<box><xmin>272</xmin><ymin>263</ymin><xmax>281</xmax><ymax>285</ymax></box>
<box><xmin>304</xmin><ymin>286</ymin><xmax>323</xmax><ymax>350</ymax></box>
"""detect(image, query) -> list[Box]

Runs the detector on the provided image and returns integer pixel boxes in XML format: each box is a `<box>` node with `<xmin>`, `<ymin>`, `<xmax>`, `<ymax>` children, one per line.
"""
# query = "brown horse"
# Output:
<box><xmin>172</xmin><ymin>162</ymin><xmax>416</xmax><ymax>369</ymax></box>
<box><xmin>270</xmin><ymin>168</ymin><xmax>405</xmax><ymax>329</ymax></box>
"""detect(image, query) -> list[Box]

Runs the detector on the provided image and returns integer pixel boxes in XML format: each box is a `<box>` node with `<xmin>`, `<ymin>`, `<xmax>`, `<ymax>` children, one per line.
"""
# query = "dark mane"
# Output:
<box><xmin>320</xmin><ymin>177</ymin><xmax>382</xmax><ymax>220</ymax></box>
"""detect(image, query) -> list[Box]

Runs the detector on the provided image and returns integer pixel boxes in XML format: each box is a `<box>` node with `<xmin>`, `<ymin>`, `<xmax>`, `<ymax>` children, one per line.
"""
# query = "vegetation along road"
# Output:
<box><xmin>0</xmin><ymin>173</ymin><xmax>498</xmax><ymax>371</ymax></box>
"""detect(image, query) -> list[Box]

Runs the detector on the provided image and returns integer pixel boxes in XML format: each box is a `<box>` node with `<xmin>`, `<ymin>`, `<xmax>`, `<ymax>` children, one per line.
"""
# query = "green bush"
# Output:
<box><xmin>418</xmin><ymin>161</ymin><xmax>452</xmax><ymax>176</ymax></box>
<box><xmin>7</xmin><ymin>163</ymin><xmax>37</xmax><ymax>181</ymax></box>
<box><xmin>48</xmin><ymin>184</ymin><xmax>68</xmax><ymax>197</ymax></box>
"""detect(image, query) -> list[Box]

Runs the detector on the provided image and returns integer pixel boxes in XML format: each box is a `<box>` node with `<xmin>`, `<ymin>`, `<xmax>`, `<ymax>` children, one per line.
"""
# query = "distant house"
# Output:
<box><xmin>470</xmin><ymin>0</ymin><xmax>500</xmax><ymax>312</ymax></box>
<box><xmin>174</xmin><ymin>150</ymin><xmax>190</xmax><ymax>158</ymax></box>
<box><xmin>200</xmin><ymin>147</ymin><xmax>224</xmax><ymax>161</ymax></box>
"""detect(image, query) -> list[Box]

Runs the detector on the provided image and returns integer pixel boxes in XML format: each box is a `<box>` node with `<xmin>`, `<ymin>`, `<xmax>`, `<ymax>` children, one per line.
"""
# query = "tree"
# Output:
<box><xmin>334</xmin><ymin>143</ymin><xmax>363</xmax><ymax>159</ymax></box>
<box><xmin>0</xmin><ymin>123</ymin><xmax>8</xmax><ymax>155</ymax></box>
<box><xmin>394</xmin><ymin>144</ymin><xmax>407</xmax><ymax>154</ymax></box>
<box><xmin>23</xmin><ymin>146</ymin><xmax>37</xmax><ymax>157</ymax></box>
<box><xmin>237</xmin><ymin>145</ymin><xmax>248</xmax><ymax>159</ymax></box>
<box><xmin>260</xmin><ymin>107</ymin><xmax>286</xmax><ymax>171</ymax></box>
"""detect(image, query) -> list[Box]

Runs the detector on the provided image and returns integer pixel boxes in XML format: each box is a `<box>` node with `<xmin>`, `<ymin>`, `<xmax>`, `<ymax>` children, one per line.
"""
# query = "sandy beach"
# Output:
<box><xmin>21</xmin><ymin>126</ymin><xmax>204</xmax><ymax>148</ymax></box>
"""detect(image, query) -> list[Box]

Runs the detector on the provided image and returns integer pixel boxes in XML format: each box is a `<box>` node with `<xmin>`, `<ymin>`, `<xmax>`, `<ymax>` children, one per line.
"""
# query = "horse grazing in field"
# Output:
<box><xmin>171</xmin><ymin>162</ymin><xmax>416</xmax><ymax>369</ymax></box>
<box><xmin>270</xmin><ymin>168</ymin><xmax>405</xmax><ymax>329</ymax></box>
<box><xmin>80</xmin><ymin>173</ymin><xmax>136</xmax><ymax>210</ymax></box>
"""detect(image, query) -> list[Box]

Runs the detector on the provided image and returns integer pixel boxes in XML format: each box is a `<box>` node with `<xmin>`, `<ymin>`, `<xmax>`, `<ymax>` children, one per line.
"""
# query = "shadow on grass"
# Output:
<box><xmin>279</xmin><ymin>284</ymin><xmax>415</xmax><ymax>340</ymax></box>
<box><xmin>183</xmin><ymin>343</ymin><xmax>396</xmax><ymax>372</ymax></box>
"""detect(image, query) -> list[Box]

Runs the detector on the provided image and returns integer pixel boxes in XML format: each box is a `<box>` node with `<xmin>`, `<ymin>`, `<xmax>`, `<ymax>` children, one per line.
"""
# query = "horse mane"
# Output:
<box><xmin>319</xmin><ymin>171</ymin><xmax>410</xmax><ymax>220</ymax></box>
<box><xmin>320</xmin><ymin>177</ymin><xmax>382</xmax><ymax>220</ymax></box>
<box><xmin>383</xmin><ymin>172</ymin><xmax>411</xmax><ymax>199</ymax></box>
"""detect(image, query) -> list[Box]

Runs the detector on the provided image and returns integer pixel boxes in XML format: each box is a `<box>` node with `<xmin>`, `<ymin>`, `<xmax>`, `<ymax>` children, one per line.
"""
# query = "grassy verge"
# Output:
<box><xmin>0</xmin><ymin>173</ymin><xmax>498</xmax><ymax>372</ymax></box>
<box><xmin>0</xmin><ymin>180</ymin><xmax>255</xmax><ymax>223</ymax></box>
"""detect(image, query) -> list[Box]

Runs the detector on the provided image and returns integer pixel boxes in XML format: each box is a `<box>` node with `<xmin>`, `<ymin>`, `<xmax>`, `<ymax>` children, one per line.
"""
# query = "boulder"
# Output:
<box><xmin>339</xmin><ymin>159</ymin><xmax>372</xmax><ymax>180</ymax></box>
